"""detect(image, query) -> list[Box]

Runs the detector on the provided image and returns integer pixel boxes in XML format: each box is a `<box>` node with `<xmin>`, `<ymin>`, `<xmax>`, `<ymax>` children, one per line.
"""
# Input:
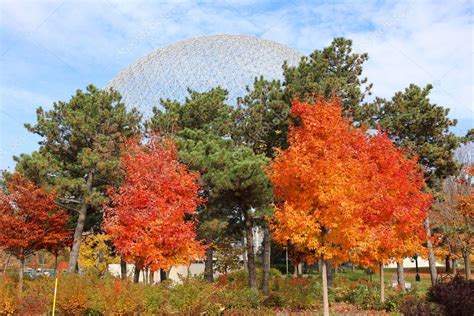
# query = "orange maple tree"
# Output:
<box><xmin>103</xmin><ymin>135</ymin><xmax>204</xmax><ymax>281</ymax></box>
<box><xmin>268</xmin><ymin>98</ymin><xmax>374</xmax><ymax>315</ymax></box>
<box><xmin>357</xmin><ymin>132</ymin><xmax>430</xmax><ymax>300</ymax></box>
<box><xmin>268</xmin><ymin>98</ymin><xmax>430</xmax><ymax>313</ymax></box>
<box><xmin>0</xmin><ymin>173</ymin><xmax>70</xmax><ymax>293</ymax></box>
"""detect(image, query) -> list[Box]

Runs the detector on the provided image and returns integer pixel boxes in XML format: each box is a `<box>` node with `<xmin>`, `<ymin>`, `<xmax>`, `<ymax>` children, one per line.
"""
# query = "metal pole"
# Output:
<box><xmin>52</xmin><ymin>276</ymin><xmax>58</xmax><ymax>315</ymax></box>
<box><xmin>415</xmin><ymin>255</ymin><xmax>421</xmax><ymax>282</ymax></box>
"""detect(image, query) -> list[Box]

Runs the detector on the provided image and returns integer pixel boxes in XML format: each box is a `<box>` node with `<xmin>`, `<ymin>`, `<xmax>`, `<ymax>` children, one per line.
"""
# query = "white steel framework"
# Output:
<box><xmin>107</xmin><ymin>34</ymin><xmax>303</xmax><ymax>113</ymax></box>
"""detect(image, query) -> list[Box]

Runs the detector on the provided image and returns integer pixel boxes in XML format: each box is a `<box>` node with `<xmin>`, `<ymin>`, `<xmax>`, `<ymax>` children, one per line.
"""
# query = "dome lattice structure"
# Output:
<box><xmin>107</xmin><ymin>34</ymin><xmax>303</xmax><ymax>113</ymax></box>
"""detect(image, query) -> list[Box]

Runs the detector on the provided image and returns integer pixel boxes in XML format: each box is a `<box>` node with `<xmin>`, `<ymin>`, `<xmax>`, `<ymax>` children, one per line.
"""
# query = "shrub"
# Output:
<box><xmin>344</xmin><ymin>281</ymin><xmax>382</xmax><ymax>310</ymax></box>
<box><xmin>143</xmin><ymin>285</ymin><xmax>165</xmax><ymax>314</ymax></box>
<box><xmin>427</xmin><ymin>274</ymin><xmax>474</xmax><ymax>316</ymax></box>
<box><xmin>93</xmin><ymin>278</ymin><xmax>145</xmax><ymax>314</ymax></box>
<box><xmin>55</xmin><ymin>274</ymin><xmax>91</xmax><ymax>314</ymax></box>
<box><xmin>400</xmin><ymin>295</ymin><xmax>444</xmax><ymax>316</ymax></box>
<box><xmin>226</xmin><ymin>269</ymin><xmax>248</xmax><ymax>289</ymax></box>
<box><xmin>269</xmin><ymin>268</ymin><xmax>283</xmax><ymax>278</ymax></box>
<box><xmin>19</xmin><ymin>277</ymin><xmax>54</xmax><ymax>314</ymax></box>
<box><xmin>169</xmin><ymin>278</ymin><xmax>216</xmax><ymax>314</ymax></box>
<box><xmin>0</xmin><ymin>277</ymin><xmax>19</xmax><ymax>315</ymax></box>
<box><xmin>221</xmin><ymin>287</ymin><xmax>262</xmax><ymax>310</ymax></box>
<box><xmin>226</xmin><ymin>268</ymin><xmax>282</xmax><ymax>290</ymax></box>
<box><xmin>272</xmin><ymin>277</ymin><xmax>321</xmax><ymax>310</ymax></box>
<box><xmin>262</xmin><ymin>292</ymin><xmax>285</xmax><ymax>308</ymax></box>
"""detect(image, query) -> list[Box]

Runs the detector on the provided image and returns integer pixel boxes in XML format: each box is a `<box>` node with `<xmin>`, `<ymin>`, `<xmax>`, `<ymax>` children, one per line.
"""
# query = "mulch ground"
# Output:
<box><xmin>224</xmin><ymin>303</ymin><xmax>391</xmax><ymax>315</ymax></box>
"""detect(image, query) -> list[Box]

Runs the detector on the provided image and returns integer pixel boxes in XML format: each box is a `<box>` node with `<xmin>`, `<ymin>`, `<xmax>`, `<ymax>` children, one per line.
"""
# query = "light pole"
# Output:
<box><xmin>414</xmin><ymin>254</ymin><xmax>421</xmax><ymax>282</ymax></box>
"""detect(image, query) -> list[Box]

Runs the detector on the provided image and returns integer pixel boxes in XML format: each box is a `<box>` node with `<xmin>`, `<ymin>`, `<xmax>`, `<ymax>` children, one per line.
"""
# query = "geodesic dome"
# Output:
<box><xmin>107</xmin><ymin>34</ymin><xmax>303</xmax><ymax>114</ymax></box>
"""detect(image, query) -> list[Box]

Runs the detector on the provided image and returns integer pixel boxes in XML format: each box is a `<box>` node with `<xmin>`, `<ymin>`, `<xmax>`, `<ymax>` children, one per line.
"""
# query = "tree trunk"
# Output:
<box><xmin>325</xmin><ymin>260</ymin><xmax>334</xmax><ymax>288</ymax></box>
<box><xmin>160</xmin><ymin>268</ymin><xmax>167</xmax><ymax>282</ymax></box>
<box><xmin>396</xmin><ymin>261</ymin><xmax>405</xmax><ymax>292</ymax></box>
<box><xmin>380</xmin><ymin>262</ymin><xmax>385</xmax><ymax>303</ymax></box>
<box><xmin>245</xmin><ymin>214</ymin><xmax>257</xmax><ymax>289</ymax></box>
<box><xmin>67</xmin><ymin>171</ymin><xmax>93</xmax><ymax>273</ymax></box>
<box><xmin>464</xmin><ymin>253</ymin><xmax>471</xmax><ymax>280</ymax></box>
<box><xmin>445</xmin><ymin>256</ymin><xmax>451</xmax><ymax>273</ymax></box>
<box><xmin>242</xmin><ymin>232</ymin><xmax>248</xmax><ymax>272</ymax></box>
<box><xmin>120</xmin><ymin>257</ymin><xmax>127</xmax><ymax>280</ymax></box>
<box><xmin>204</xmin><ymin>246</ymin><xmax>214</xmax><ymax>282</ymax></box>
<box><xmin>321</xmin><ymin>259</ymin><xmax>329</xmax><ymax>316</ymax></box>
<box><xmin>262</xmin><ymin>224</ymin><xmax>271</xmax><ymax>295</ymax></box>
<box><xmin>3</xmin><ymin>255</ymin><xmax>11</xmax><ymax>273</ymax></box>
<box><xmin>293</xmin><ymin>264</ymin><xmax>298</xmax><ymax>277</ymax></box>
<box><xmin>133</xmin><ymin>267</ymin><xmax>140</xmax><ymax>283</ymax></box>
<box><xmin>54</xmin><ymin>255</ymin><xmax>58</xmax><ymax>275</ymax></box>
<box><xmin>425</xmin><ymin>216</ymin><xmax>438</xmax><ymax>285</ymax></box>
<box><xmin>18</xmin><ymin>258</ymin><xmax>25</xmax><ymax>295</ymax></box>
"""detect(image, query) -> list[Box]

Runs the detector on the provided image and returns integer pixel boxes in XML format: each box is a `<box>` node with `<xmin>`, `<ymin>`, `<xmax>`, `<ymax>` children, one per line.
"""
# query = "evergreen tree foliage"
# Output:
<box><xmin>23</xmin><ymin>85</ymin><xmax>141</xmax><ymax>272</ymax></box>
<box><xmin>366</xmin><ymin>84</ymin><xmax>459</xmax><ymax>190</ymax></box>
<box><xmin>283</xmin><ymin>37</ymin><xmax>373</xmax><ymax>122</ymax></box>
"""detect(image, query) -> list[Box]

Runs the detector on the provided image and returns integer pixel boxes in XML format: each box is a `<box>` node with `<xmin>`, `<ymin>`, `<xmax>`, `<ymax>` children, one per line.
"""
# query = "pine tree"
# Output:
<box><xmin>283</xmin><ymin>37</ymin><xmax>373</xmax><ymax>123</ymax></box>
<box><xmin>24</xmin><ymin>85</ymin><xmax>141</xmax><ymax>273</ymax></box>
<box><xmin>231</xmin><ymin>77</ymin><xmax>287</xmax><ymax>293</ymax></box>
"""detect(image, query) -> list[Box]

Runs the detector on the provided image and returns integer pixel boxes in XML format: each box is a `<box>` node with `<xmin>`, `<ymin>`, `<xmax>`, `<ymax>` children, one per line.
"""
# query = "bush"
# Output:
<box><xmin>272</xmin><ymin>277</ymin><xmax>321</xmax><ymax>310</ymax></box>
<box><xmin>143</xmin><ymin>285</ymin><xmax>165</xmax><ymax>314</ymax></box>
<box><xmin>262</xmin><ymin>292</ymin><xmax>285</xmax><ymax>308</ymax></box>
<box><xmin>226</xmin><ymin>269</ymin><xmax>248</xmax><ymax>289</ymax></box>
<box><xmin>91</xmin><ymin>278</ymin><xmax>146</xmax><ymax>314</ymax></box>
<box><xmin>269</xmin><ymin>268</ymin><xmax>283</xmax><ymax>278</ymax></box>
<box><xmin>344</xmin><ymin>281</ymin><xmax>382</xmax><ymax>310</ymax></box>
<box><xmin>400</xmin><ymin>295</ymin><xmax>444</xmax><ymax>316</ymax></box>
<box><xmin>20</xmin><ymin>277</ymin><xmax>54</xmax><ymax>314</ymax></box>
<box><xmin>428</xmin><ymin>274</ymin><xmax>474</xmax><ymax>316</ymax></box>
<box><xmin>0</xmin><ymin>277</ymin><xmax>19</xmax><ymax>315</ymax></box>
<box><xmin>169</xmin><ymin>277</ymin><xmax>216</xmax><ymax>314</ymax></box>
<box><xmin>221</xmin><ymin>287</ymin><xmax>262</xmax><ymax>310</ymax></box>
<box><xmin>226</xmin><ymin>268</ymin><xmax>283</xmax><ymax>290</ymax></box>
<box><xmin>55</xmin><ymin>273</ymin><xmax>91</xmax><ymax>314</ymax></box>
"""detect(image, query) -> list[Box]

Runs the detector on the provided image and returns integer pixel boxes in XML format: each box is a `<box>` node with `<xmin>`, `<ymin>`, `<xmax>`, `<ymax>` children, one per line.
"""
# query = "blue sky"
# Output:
<box><xmin>0</xmin><ymin>0</ymin><xmax>472</xmax><ymax>171</ymax></box>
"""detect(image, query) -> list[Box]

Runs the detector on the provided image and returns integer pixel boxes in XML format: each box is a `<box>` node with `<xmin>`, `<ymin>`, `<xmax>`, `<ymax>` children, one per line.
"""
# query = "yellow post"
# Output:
<box><xmin>52</xmin><ymin>277</ymin><xmax>58</xmax><ymax>316</ymax></box>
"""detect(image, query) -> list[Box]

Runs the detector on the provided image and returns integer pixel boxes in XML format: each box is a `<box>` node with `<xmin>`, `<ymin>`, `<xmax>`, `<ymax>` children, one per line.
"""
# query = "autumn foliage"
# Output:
<box><xmin>268</xmin><ymin>98</ymin><xmax>430</xmax><ymax>313</ymax></box>
<box><xmin>0</xmin><ymin>173</ymin><xmax>70</xmax><ymax>293</ymax></box>
<box><xmin>359</xmin><ymin>132</ymin><xmax>431</xmax><ymax>266</ymax></box>
<box><xmin>269</xmin><ymin>98</ymin><xmax>429</xmax><ymax>265</ymax></box>
<box><xmin>0</xmin><ymin>173</ymin><xmax>70</xmax><ymax>262</ymax></box>
<box><xmin>268</xmin><ymin>98</ymin><xmax>374</xmax><ymax>264</ymax></box>
<box><xmin>103</xmin><ymin>135</ymin><xmax>204</xmax><ymax>273</ymax></box>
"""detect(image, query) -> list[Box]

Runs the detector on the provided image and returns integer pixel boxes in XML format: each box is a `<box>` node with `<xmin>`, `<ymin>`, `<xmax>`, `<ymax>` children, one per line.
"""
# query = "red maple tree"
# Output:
<box><xmin>0</xmin><ymin>173</ymin><xmax>70</xmax><ymax>293</ymax></box>
<box><xmin>103</xmin><ymin>135</ymin><xmax>204</xmax><ymax>281</ymax></box>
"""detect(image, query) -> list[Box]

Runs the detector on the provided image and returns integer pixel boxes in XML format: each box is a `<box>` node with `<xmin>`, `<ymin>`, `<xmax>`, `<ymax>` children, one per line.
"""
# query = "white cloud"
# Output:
<box><xmin>0</xmin><ymin>86</ymin><xmax>53</xmax><ymax>113</ymax></box>
<box><xmin>0</xmin><ymin>0</ymin><xmax>472</xmax><ymax>170</ymax></box>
